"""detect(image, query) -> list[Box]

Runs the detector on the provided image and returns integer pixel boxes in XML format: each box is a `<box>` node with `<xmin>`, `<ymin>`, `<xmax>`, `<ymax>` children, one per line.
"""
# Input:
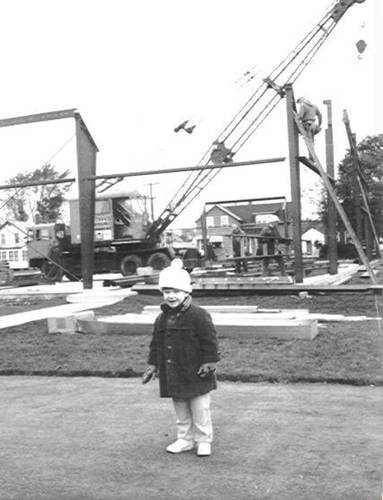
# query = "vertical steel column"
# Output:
<box><xmin>285</xmin><ymin>85</ymin><xmax>303</xmax><ymax>282</ymax></box>
<box><xmin>75</xmin><ymin>114</ymin><xmax>98</xmax><ymax>289</ymax></box>
<box><xmin>323</xmin><ymin>100</ymin><xmax>338</xmax><ymax>274</ymax></box>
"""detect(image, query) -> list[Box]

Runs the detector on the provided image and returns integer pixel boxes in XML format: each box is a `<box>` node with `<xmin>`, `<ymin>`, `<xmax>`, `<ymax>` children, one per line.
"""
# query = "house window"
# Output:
<box><xmin>220</xmin><ymin>215</ymin><xmax>229</xmax><ymax>226</ymax></box>
<box><xmin>1</xmin><ymin>251</ymin><xmax>6</xmax><ymax>260</ymax></box>
<box><xmin>1</xmin><ymin>234</ymin><xmax>5</xmax><ymax>245</ymax></box>
<box><xmin>14</xmin><ymin>233</ymin><xmax>20</xmax><ymax>244</ymax></box>
<box><xmin>40</xmin><ymin>229</ymin><xmax>50</xmax><ymax>240</ymax></box>
<box><xmin>206</xmin><ymin>216</ymin><xmax>214</xmax><ymax>227</ymax></box>
<box><xmin>22</xmin><ymin>250</ymin><xmax>28</xmax><ymax>261</ymax></box>
<box><xmin>9</xmin><ymin>250</ymin><xmax>19</xmax><ymax>261</ymax></box>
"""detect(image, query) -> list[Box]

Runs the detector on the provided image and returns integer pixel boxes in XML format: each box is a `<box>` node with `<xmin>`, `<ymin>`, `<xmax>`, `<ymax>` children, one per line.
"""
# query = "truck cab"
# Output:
<box><xmin>69</xmin><ymin>191</ymin><xmax>151</xmax><ymax>245</ymax></box>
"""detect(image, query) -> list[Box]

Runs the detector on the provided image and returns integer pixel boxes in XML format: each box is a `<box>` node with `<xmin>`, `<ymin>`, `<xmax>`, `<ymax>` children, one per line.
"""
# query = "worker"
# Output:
<box><xmin>297</xmin><ymin>97</ymin><xmax>322</xmax><ymax>143</ymax></box>
<box><xmin>231</xmin><ymin>223</ymin><xmax>248</xmax><ymax>274</ymax></box>
<box><xmin>257</xmin><ymin>222</ymin><xmax>286</xmax><ymax>276</ymax></box>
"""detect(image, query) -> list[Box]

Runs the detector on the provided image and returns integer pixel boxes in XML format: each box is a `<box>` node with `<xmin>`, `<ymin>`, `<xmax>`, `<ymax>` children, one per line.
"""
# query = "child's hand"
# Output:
<box><xmin>197</xmin><ymin>363</ymin><xmax>216</xmax><ymax>378</ymax></box>
<box><xmin>142</xmin><ymin>365</ymin><xmax>157</xmax><ymax>384</ymax></box>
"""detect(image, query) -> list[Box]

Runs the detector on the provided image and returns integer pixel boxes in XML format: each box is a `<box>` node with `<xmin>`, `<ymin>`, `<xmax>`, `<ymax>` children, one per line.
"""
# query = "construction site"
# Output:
<box><xmin>0</xmin><ymin>1</ymin><xmax>382</xmax><ymax>499</ymax></box>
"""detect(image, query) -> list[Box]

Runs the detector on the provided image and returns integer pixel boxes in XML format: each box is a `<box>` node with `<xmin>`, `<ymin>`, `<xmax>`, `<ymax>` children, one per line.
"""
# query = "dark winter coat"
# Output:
<box><xmin>231</xmin><ymin>227</ymin><xmax>246</xmax><ymax>256</ymax></box>
<box><xmin>148</xmin><ymin>298</ymin><xmax>220</xmax><ymax>399</ymax></box>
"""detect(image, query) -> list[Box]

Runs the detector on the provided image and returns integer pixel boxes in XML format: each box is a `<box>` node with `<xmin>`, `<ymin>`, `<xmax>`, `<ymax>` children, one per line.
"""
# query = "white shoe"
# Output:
<box><xmin>166</xmin><ymin>439</ymin><xmax>194</xmax><ymax>454</ymax></box>
<box><xmin>196</xmin><ymin>443</ymin><xmax>211</xmax><ymax>456</ymax></box>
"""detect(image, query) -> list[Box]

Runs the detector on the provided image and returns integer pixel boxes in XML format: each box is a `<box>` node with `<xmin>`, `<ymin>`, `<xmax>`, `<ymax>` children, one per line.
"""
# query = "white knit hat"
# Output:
<box><xmin>158</xmin><ymin>258</ymin><xmax>192</xmax><ymax>293</ymax></box>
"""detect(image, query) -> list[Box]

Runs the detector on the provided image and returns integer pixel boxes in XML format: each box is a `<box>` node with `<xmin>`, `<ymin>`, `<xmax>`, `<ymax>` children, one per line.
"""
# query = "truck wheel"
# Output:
<box><xmin>147</xmin><ymin>252</ymin><xmax>171</xmax><ymax>271</ymax></box>
<box><xmin>182</xmin><ymin>248</ymin><xmax>202</xmax><ymax>272</ymax></box>
<box><xmin>120</xmin><ymin>254</ymin><xmax>142</xmax><ymax>276</ymax></box>
<box><xmin>41</xmin><ymin>261</ymin><xmax>63</xmax><ymax>282</ymax></box>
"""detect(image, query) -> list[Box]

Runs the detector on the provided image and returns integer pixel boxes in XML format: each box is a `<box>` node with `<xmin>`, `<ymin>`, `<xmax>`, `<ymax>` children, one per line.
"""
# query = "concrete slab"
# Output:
<box><xmin>1</xmin><ymin>377</ymin><xmax>381</xmax><ymax>500</ymax></box>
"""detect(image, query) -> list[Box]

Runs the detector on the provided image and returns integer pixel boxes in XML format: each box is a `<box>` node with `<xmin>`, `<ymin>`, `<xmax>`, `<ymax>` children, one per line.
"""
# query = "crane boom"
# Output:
<box><xmin>146</xmin><ymin>0</ymin><xmax>366</xmax><ymax>241</ymax></box>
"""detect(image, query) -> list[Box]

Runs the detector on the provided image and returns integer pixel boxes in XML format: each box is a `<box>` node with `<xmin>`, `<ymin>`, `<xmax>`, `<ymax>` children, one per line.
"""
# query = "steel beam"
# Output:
<box><xmin>298</xmin><ymin>156</ymin><xmax>335</xmax><ymax>184</ymax></box>
<box><xmin>206</xmin><ymin>196</ymin><xmax>286</xmax><ymax>205</ymax></box>
<box><xmin>75</xmin><ymin>114</ymin><xmax>98</xmax><ymax>289</ymax></box>
<box><xmin>90</xmin><ymin>157</ymin><xmax>286</xmax><ymax>181</ymax></box>
<box><xmin>0</xmin><ymin>177</ymin><xmax>75</xmax><ymax>190</ymax></box>
<box><xmin>0</xmin><ymin>109</ymin><xmax>77</xmax><ymax>128</ymax></box>
<box><xmin>285</xmin><ymin>84</ymin><xmax>304</xmax><ymax>283</ymax></box>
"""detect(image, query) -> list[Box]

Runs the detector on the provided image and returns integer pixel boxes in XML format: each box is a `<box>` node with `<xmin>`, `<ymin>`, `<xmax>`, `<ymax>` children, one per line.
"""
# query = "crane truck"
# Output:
<box><xmin>27</xmin><ymin>191</ymin><xmax>181</xmax><ymax>280</ymax></box>
<box><xmin>27</xmin><ymin>0</ymin><xmax>365</xmax><ymax>281</ymax></box>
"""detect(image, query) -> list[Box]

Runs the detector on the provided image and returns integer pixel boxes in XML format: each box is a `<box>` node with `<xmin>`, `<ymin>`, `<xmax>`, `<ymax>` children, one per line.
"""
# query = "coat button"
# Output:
<box><xmin>167</xmin><ymin>360</ymin><xmax>171</xmax><ymax>364</ymax></box>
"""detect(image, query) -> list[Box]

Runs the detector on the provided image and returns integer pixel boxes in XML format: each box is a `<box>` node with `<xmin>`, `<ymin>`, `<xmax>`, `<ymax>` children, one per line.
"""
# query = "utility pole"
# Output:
<box><xmin>143</xmin><ymin>182</ymin><xmax>159</xmax><ymax>221</ymax></box>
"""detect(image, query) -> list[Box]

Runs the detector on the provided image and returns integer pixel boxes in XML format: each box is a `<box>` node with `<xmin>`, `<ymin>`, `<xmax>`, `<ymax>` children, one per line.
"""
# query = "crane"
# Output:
<box><xmin>145</xmin><ymin>0</ymin><xmax>366</xmax><ymax>241</ymax></box>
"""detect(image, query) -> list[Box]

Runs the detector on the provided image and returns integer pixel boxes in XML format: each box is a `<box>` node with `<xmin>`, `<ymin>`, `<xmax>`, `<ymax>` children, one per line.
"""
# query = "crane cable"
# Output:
<box><xmin>152</xmin><ymin>3</ymin><xmax>341</xmax><ymax>235</ymax></box>
<box><xmin>233</xmin><ymin>21</ymin><xmax>338</xmax><ymax>152</ymax></box>
<box><xmin>43</xmin><ymin>134</ymin><xmax>76</xmax><ymax>168</ymax></box>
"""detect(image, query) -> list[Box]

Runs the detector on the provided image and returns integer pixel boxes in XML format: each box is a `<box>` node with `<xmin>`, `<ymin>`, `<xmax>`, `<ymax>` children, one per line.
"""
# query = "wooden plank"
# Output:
<box><xmin>293</xmin><ymin>111</ymin><xmax>377</xmax><ymax>284</ymax></box>
<box><xmin>142</xmin><ymin>305</ymin><xmax>310</xmax><ymax>316</ymax></box>
<box><xmin>76</xmin><ymin>317</ymin><xmax>319</xmax><ymax>340</ymax></box>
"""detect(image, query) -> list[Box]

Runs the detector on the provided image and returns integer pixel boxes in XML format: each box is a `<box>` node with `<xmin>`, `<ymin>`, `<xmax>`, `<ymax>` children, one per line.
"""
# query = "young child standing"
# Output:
<box><xmin>143</xmin><ymin>258</ymin><xmax>220</xmax><ymax>457</ymax></box>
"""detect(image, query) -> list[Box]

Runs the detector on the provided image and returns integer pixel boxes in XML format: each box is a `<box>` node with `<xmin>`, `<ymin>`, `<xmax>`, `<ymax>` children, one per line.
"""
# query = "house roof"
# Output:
<box><xmin>196</xmin><ymin>204</ymin><xmax>242</xmax><ymax>223</ymax></box>
<box><xmin>196</xmin><ymin>201</ymin><xmax>293</xmax><ymax>224</ymax></box>
<box><xmin>213</xmin><ymin>204</ymin><xmax>242</xmax><ymax>221</ymax></box>
<box><xmin>225</xmin><ymin>202</ymin><xmax>291</xmax><ymax>223</ymax></box>
<box><xmin>301</xmin><ymin>219</ymin><xmax>325</xmax><ymax>234</ymax></box>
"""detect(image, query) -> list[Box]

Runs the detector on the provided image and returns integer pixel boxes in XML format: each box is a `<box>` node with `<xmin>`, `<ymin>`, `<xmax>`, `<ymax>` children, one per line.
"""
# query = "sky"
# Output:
<box><xmin>0</xmin><ymin>0</ymin><xmax>380</xmax><ymax>228</ymax></box>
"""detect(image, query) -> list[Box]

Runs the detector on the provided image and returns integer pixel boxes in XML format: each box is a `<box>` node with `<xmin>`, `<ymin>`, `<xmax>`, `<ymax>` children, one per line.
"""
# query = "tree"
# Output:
<box><xmin>2</xmin><ymin>164</ymin><xmax>71</xmax><ymax>223</ymax></box>
<box><xmin>318</xmin><ymin>134</ymin><xmax>383</xmax><ymax>239</ymax></box>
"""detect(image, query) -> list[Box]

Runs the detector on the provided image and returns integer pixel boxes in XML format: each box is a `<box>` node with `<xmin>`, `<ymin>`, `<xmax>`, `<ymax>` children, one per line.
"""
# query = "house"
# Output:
<box><xmin>301</xmin><ymin>220</ymin><xmax>326</xmax><ymax>256</ymax></box>
<box><xmin>0</xmin><ymin>221</ymin><xmax>29</xmax><ymax>269</ymax></box>
<box><xmin>195</xmin><ymin>198</ymin><xmax>293</xmax><ymax>259</ymax></box>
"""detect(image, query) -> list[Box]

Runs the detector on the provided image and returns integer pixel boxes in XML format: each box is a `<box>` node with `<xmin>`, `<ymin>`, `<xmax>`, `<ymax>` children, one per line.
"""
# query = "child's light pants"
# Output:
<box><xmin>172</xmin><ymin>393</ymin><xmax>213</xmax><ymax>444</ymax></box>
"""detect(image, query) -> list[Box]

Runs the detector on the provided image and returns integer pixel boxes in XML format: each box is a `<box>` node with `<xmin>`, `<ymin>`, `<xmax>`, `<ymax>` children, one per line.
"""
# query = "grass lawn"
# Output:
<box><xmin>0</xmin><ymin>286</ymin><xmax>382</xmax><ymax>385</ymax></box>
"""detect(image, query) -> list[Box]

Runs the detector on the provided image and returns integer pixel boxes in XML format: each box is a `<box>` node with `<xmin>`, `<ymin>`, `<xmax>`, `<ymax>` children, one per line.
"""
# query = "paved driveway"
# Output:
<box><xmin>1</xmin><ymin>377</ymin><xmax>382</xmax><ymax>499</ymax></box>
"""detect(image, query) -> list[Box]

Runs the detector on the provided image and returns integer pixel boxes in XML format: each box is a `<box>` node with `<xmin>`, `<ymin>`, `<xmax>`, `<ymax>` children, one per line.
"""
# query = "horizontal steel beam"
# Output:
<box><xmin>90</xmin><ymin>157</ymin><xmax>286</xmax><ymax>180</ymax></box>
<box><xmin>298</xmin><ymin>156</ymin><xmax>335</xmax><ymax>184</ymax></box>
<box><xmin>0</xmin><ymin>177</ymin><xmax>76</xmax><ymax>190</ymax></box>
<box><xmin>0</xmin><ymin>109</ymin><xmax>77</xmax><ymax>128</ymax></box>
<box><xmin>207</xmin><ymin>195</ymin><xmax>286</xmax><ymax>205</ymax></box>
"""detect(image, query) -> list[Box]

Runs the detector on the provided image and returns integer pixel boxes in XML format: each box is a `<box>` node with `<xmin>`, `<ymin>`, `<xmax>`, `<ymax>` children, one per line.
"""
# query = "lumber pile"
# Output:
<box><xmin>77</xmin><ymin>305</ymin><xmax>319</xmax><ymax>340</ymax></box>
<box><xmin>76</xmin><ymin>303</ymin><xmax>379</xmax><ymax>341</ymax></box>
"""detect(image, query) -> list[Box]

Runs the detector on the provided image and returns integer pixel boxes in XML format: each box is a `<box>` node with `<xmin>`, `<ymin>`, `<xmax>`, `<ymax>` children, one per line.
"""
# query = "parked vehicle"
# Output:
<box><xmin>27</xmin><ymin>191</ymin><xmax>175</xmax><ymax>280</ymax></box>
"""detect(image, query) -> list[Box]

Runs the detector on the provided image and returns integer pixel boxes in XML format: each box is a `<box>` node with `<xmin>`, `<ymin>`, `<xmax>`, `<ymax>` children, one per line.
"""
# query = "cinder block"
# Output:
<box><xmin>47</xmin><ymin>310</ymin><xmax>95</xmax><ymax>334</ymax></box>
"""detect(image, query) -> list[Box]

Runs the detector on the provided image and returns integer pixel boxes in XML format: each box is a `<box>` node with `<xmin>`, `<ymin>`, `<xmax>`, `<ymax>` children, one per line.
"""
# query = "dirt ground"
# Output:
<box><xmin>1</xmin><ymin>377</ymin><xmax>382</xmax><ymax>500</ymax></box>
